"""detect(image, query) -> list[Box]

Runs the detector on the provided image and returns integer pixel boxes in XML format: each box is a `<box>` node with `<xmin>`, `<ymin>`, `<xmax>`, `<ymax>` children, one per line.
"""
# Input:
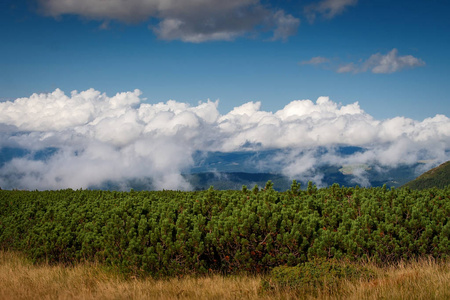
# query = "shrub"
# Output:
<box><xmin>261</xmin><ymin>258</ymin><xmax>376</xmax><ymax>296</ymax></box>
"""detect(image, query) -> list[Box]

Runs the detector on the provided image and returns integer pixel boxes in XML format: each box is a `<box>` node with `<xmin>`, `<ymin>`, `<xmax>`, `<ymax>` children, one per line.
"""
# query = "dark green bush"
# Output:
<box><xmin>261</xmin><ymin>258</ymin><xmax>376</xmax><ymax>295</ymax></box>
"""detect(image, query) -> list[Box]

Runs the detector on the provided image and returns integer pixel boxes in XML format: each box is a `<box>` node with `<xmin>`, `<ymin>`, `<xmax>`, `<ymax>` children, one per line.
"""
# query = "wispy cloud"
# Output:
<box><xmin>0</xmin><ymin>88</ymin><xmax>448</xmax><ymax>190</ymax></box>
<box><xmin>37</xmin><ymin>0</ymin><xmax>299</xmax><ymax>42</ymax></box>
<box><xmin>305</xmin><ymin>0</ymin><xmax>358</xmax><ymax>23</ymax></box>
<box><xmin>269</xmin><ymin>10</ymin><xmax>300</xmax><ymax>42</ymax></box>
<box><xmin>337</xmin><ymin>48</ymin><xmax>426</xmax><ymax>74</ymax></box>
<box><xmin>299</xmin><ymin>56</ymin><xmax>329</xmax><ymax>65</ymax></box>
<box><xmin>301</xmin><ymin>49</ymin><xmax>425</xmax><ymax>74</ymax></box>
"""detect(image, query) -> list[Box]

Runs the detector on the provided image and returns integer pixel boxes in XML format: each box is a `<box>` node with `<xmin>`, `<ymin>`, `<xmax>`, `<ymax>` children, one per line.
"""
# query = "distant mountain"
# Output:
<box><xmin>87</xmin><ymin>163</ymin><xmax>422</xmax><ymax>191</ymax></box>
<box><xmin>402</xmin><ymin>161</ymin><xmax>450</xmax><ymax>190</ymax></box>
<box><xmin>184</xmin><ymin>172</ymin><xmax>291</xmax><ymax>191</ymax></box>
<box><xmin>189</xmin><ymin>148</ymin><xmax>423</xmax><ymax>190</ymax></box>
<box><xmin>0</xmin><ymin>146</ymin><xmax>442</xmax><ymax>191</ymax></box>
<box><xmin>184</xmin><ymin>163</ymin><xmax>423</xmax><ymax>191</ymax></box>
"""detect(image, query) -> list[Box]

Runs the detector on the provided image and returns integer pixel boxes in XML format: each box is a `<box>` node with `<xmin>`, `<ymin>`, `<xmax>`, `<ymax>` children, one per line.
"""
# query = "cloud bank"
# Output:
<box><xmin>37</xmin><ymin>0</ymin><xmax>299</xmax><ymax>42</ymax></box>
<box><xmin>0</xmin><ymin>88</ymin><xmax>449</xmax><ymax>190</ymax></box>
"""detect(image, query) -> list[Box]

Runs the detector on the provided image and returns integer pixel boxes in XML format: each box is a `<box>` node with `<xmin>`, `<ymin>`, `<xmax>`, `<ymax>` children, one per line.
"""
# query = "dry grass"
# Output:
<box><xmin>0</xmin><ymin>251</ymin><xmax>449</xmax><ymax>300</ymax></box>
<box><xmin>339</xmin><ymin>258</ymin><xmax>450</xmax><ymax>300</ymax></box>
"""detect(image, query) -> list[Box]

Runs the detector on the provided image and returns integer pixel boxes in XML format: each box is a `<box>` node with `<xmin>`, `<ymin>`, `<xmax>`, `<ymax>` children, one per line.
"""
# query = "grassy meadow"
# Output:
<box><xmin>1</xmin><ymin>250</ymin><xmax>449</xmax><ymax>300</ymax></box>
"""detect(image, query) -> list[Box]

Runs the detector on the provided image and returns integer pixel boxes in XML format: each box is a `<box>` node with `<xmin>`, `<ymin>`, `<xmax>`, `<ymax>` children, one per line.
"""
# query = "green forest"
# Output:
<box><xmin>1</xmin><ymin>182</ymin><xmax>449</xmax><ymax>277</ymax></box>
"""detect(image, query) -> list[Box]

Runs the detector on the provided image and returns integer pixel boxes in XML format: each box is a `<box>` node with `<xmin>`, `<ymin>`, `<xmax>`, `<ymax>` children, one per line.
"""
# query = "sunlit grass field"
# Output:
<box><xmin>1</xmin><ymin>251</ymin><xmax>449</xmax><ymax>300</ymax></box>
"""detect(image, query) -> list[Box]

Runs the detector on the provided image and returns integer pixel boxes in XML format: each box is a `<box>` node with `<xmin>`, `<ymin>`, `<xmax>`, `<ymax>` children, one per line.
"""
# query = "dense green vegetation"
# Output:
<box><xmin>1</xmin><ymin>182</ymin><xmax>449</xmax><ymax>277</ymax></box>
<box><xmin>402</xmin><ymin>161</ymin><xmax>450</xmax><ymax>190</ymax></box>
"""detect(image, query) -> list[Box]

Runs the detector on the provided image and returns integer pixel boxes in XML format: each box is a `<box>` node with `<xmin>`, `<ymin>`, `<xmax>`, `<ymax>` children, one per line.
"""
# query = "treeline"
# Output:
<box><xmin>0</xmin><ymin>182</ymin><xmax>449</xmax><ymax>276</ymax></box>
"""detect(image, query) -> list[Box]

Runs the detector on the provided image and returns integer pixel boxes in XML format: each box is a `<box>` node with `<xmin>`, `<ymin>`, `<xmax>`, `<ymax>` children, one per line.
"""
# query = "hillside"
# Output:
<box><xmin>402</xmin><ymin>161</ymin><xmax>450</xmax><ymax>190</ymax></box>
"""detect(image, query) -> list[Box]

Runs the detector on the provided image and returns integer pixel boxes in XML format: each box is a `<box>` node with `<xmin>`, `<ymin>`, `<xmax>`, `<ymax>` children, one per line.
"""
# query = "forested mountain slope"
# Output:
<box><xmin>402</xmin><ymin>161</ymin><xmax>450</xmax><ymax>190</ymax></box>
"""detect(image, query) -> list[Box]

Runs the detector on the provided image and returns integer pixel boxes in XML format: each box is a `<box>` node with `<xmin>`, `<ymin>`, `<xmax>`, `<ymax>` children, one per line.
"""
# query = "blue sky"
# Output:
<box><xmin>1</xmin><ymin>0</ymin><xmax>449</xmax><ymax>120</ymax></box>
<box><xmin>0</xmin><ymin>0</ymin><xmax>449</xmax><ymax>190</ymax></box>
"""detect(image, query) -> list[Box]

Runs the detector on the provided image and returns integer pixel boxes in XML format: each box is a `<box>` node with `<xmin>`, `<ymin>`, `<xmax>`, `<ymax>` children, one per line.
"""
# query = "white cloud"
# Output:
<box><xmin>300</xmin><ymin>56</ymin><xmax>329</xmax><ymax>65</ymax></box>
<box><xmin>0</xmin><ymin>88</ymin><xmax>142</xmax><ymax>131</ymax></box>
<box><xmin>336</xmin><ymin>63</ymin><xmax>356</xmax><ymax>73</ymax></box>
<box><xmin>0</xmin><ymin>88</ymin><xmax>449</xmax><ymax>190</ymax></box>
<box><xmin>152</xmin><ymin>18</ymin><xmax>243</xmax><ymax>43</ymax></box>
<box><xmin>270</xmin><ymin>10</ymin><xmax>300</xmax><ymax>42</ymax></box>
<box><xmin>304</xmin><ymin>49</ymin><xmax>425</xmax><ymax>74</ymax></box>
<box><xmin>37</xmin><ymin>0</ymin><xmax>299</xmax><ymax>42</ymax></box>
<box><xmin>305</xmin><ymin>0</ymin><xmax>358</xmax><ymax>23</ymax></box>
<box><xmin>338</xmin><ymin>49</ymin><xmax>425</xmax><ymax>74</ymax></box>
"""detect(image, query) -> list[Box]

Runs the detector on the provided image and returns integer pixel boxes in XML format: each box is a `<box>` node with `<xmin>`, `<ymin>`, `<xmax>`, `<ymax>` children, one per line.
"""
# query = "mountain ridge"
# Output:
<box><xmin>402</xmin><ymin>161</ymin><xmax>450</xmax><ymax>190</ymax></box>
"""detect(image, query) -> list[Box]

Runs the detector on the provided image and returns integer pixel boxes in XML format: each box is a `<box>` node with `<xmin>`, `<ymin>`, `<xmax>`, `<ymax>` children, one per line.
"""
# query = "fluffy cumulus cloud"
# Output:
<box><xmin>37</xmin><ymin>0</ymin><xmax>299</xmax><ymax>42</ymax></box>
<box><xmin>305</xmin><ymin>0</ymin><xmax>358</xmax><ymax>23</ymax></box>
<box><xmin>337</xmin><ymin>49</ymin><xmax>426</xmax><ymax>74</ymax></box>
<box><xmin>0</xmin><ymin>88</ymin><xmax>449</xmax><ymax>190</ymax></box>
